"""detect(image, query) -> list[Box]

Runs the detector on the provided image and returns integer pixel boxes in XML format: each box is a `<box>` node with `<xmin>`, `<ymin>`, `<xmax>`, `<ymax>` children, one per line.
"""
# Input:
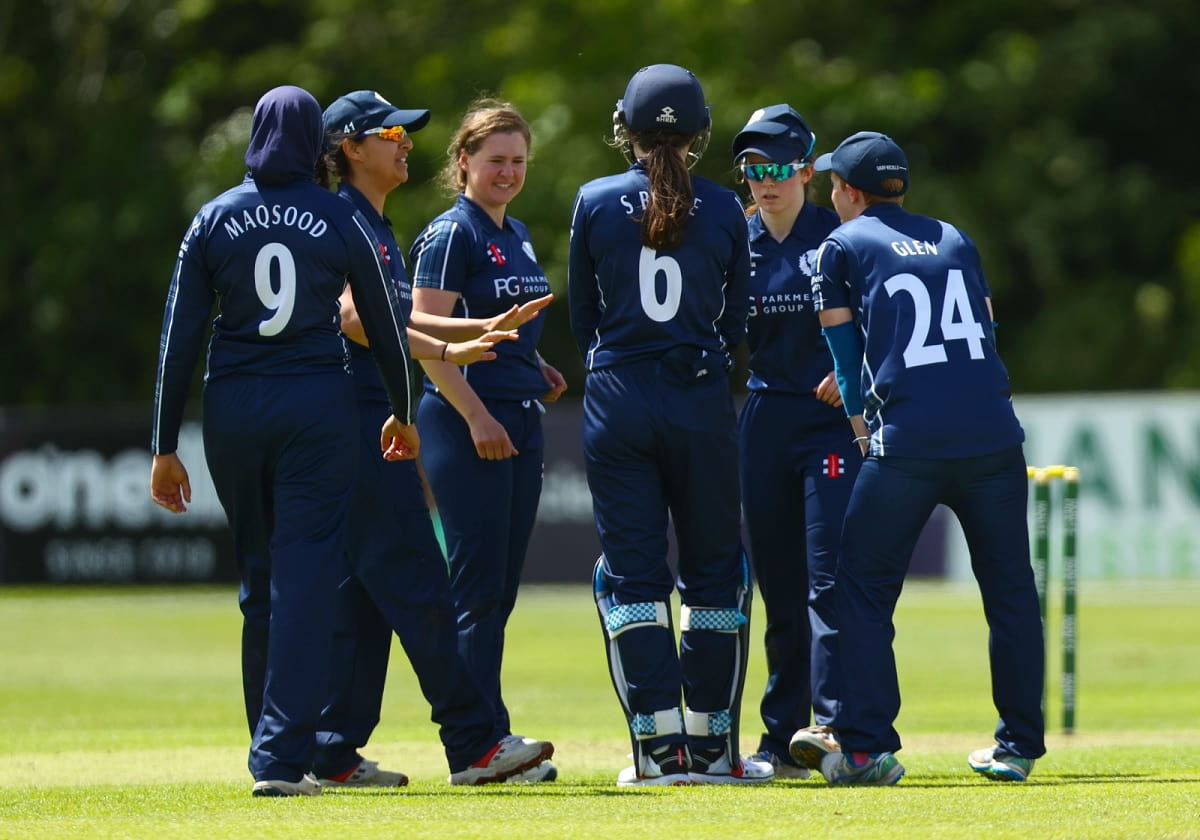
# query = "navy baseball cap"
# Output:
<box><xmin>813</xmin><ymin>131</ymin><xmax>908</xmax><ymax>196</ymax></box>
<box><xmin>322</xmin><ymin>90</ymin><xmax>431</xmax><ymax>138</ymax></box>
<box><xmin>731</xmin><ymin>104</ymin><xmax>816</xmax><ymax>164</ymax></box>
<box><xmin>617</xmin><ymin>64</ymin><xmax>710</xmax><ymax>135</ymax></box>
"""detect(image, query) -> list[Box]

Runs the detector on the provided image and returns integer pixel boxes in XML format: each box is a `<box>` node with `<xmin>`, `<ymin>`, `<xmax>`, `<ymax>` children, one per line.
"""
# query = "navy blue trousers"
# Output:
<box><xmin>416</xmin><ymin>392</ymin><xmax>544</xmax><ymax>734</ymax></box>
<box><xmin>313</xmin><ymin>397</ymin><xmax>501</xmax><ymax>776</ymax></box>
<box><xmin>202</xmin><ymin>372</ymin><xmax>355</xmax><ymax>783</ymax></box>
<box><xmin>831</xmin><ymin>446</ymin><xmax>1046</xmax><ymax>759</ymax></box>
<box><xmin>584</xmin><ymin>356</ymin><xmax>745</xmax><ymax>750</ymax></box>
<box><xmin>738</xmin><ymin>391</ymin><xmax>860</xmax><ymax>757</ymax></box>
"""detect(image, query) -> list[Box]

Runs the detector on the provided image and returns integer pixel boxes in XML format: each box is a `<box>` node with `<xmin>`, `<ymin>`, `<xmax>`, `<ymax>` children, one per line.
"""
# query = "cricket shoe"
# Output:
<box><xmin>617</xmin><ymin>744</ymin><xmax>693</xmax><ymax>787</ymax></box>
<box><xmin>788</xmin><ymin>724</ymin><xmax>841</xmax><ymax>771</ymax></box>
<box><xmin>505</xmin><ymin>759</ymin><xmax>558</xmax><ymax>783</ymax></box>
<box><xmin>689</xmin><ymin>747</ymin><xmax>775</xmax><ymax>784</ymax></box>
<box><xmin>821</xmin><ymin>751</ymin><xmax>905</xmax><ymax>786</ymax></box>
<box><xmin>252</xmin><ymin>773</ymin><xmax>323</xmax><ymax>797</ymax></box>
<box><xmin>968</xmin><ymin>746</ymin><xmax>1035</xmax><ymax>781</ymax></box>
<box><xmin>750</xmin><ymin>749</ymin><xmax>811</xmax><ymax>779</ymax></box>
<box><xmin>448</xmin><ymin>735</ymin><xmax>554</xmax><ymax>785</ymax></box>
<box><xmin>317</xmin><ymin>758</ymin><xmax>408</xmax><ymax>788</ymax></box>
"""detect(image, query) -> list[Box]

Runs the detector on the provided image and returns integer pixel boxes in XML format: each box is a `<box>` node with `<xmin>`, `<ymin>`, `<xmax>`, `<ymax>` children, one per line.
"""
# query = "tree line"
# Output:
<box><xmin>2</xmin><ymin>0</ymin><xmax>1197</xmax><ymax>407</ymax></box>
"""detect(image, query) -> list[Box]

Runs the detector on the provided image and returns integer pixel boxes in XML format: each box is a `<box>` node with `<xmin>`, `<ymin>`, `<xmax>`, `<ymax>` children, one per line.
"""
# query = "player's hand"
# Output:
<box><xmin>444</xmin><ymin>330</ymin><xmax>518</xmax><ymax>365</ymax></box>
<box><xmin>381</xmin><ymin>415</ymin><xmax>420</xmax><ymax>460</ymax></box>
<box><xmin>487</xmin><ymin>293</ymin><xmax>554</xmax><ymax>331</ymax></box>
<box><xmin>539</xmin><ymin>359</ymin><xmax>568</xmax><ymax>403</ymax></box>
<box><xmin>467</xmin><ymin>410</ymin><xmax>517</xmax><ymax>460</ymax></box>
<box><xmin>150</xmin><ymin>453</ymin><xmax>191</xmax><ymax>513</ymax></box>
<box><xmin>814</xmin><ymin>371</ymin><xmax>843</xmax><ymax>408</ymax></box>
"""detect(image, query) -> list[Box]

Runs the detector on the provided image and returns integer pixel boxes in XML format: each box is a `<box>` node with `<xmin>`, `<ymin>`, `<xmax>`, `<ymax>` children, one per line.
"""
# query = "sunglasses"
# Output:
<box><xmin>356</xmin><ymin>125</ymin><xmax>407</xmax><ymax>142</ymax></box>
<box><xmin>740</xmin><ymin>162</ymin><xmax>809</xmax><ymax>182</ymax></box>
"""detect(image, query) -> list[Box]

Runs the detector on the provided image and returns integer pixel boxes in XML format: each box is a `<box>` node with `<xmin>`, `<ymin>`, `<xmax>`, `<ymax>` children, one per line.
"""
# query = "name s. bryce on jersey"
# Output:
<box><xmin>220</xmin><ymin>203</ymin><xmax>330</xmax><ymax>240</ymax></box>
<box><xmin>619</xmin><ymin>191</ymin><xmax>704</xmax><ymax>218</ymax></box>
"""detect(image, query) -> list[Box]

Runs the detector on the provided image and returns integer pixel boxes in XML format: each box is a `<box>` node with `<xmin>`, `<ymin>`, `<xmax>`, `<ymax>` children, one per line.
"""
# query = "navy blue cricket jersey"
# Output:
<box><xmin>337</xmin><ymin>182</ymin><xmax>413</xmax><ymax>404</ymax></box>
<box><xmin>152</xmin><ymin>174</ymin><xmax>416</xmax><ymax>455</ymax></box>
<box><xmin>567</xmin><ymin>163</ymin><xmax>751</xmax><ymax>368</ymax></box>
<box><xmin>745</xmin><ymin>201</ymin><xmax>843</xmax><ymax>425</ymax></box>
<box><xmin>408</xmin><ymin>194</ymin><xmax>550</xmax><ymax>401</ymax></box>
<box><xmin>812</xmin><ymin>203</ymin><xmax>1023</xmax><ymax>458</ymax></box>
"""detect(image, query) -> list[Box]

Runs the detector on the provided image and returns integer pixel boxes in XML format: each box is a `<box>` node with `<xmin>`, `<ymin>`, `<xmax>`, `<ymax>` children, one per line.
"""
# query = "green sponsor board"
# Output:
<box><xmin>941</xmin><ymin>393</ymin><xmax>1200</xmax><ymax>580</ymax></box>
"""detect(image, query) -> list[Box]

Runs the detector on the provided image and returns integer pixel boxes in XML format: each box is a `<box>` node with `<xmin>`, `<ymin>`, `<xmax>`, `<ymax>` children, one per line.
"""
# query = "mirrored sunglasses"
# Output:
<box><xmin>357</xmin><ymin>125</ymin><xmax>407</xmax><ymax>142</ymax></box>
<box><xmin>740</xmin><ymin>162</ymin><xmax>808</xmax><ymax>182</ymax></box>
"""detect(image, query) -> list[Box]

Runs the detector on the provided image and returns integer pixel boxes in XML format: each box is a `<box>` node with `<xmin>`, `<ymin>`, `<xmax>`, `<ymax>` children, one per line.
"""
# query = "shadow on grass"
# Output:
<box><xmin>315</xmin><ymin>771</ymin><xmax>1200</xmax><ymax>796</ymax></box>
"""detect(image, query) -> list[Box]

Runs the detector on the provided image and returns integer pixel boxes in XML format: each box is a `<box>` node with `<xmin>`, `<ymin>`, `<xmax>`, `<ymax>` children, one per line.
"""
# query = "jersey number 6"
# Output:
<box><xmin>638</xmin><ymin>247</ymin><xmax>682</xmax><ymax>322</ymax></box>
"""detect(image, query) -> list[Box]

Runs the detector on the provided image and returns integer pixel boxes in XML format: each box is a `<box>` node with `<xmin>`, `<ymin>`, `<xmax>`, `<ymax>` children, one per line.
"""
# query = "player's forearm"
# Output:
<box><xmin>419</xmin><ymin>360</ymin><xmax>490</xmax><ymax>422</ymax></box>
<box><xmin>408</xmin><ymin>309</ymin><xmax>495</xmax><ymax>341</ymax></box>
<box><xmin>338</xmin><ymin>288</ymin><xmax>368</xmax><ymax>346</ymax></box>
<box><xmin>820</xmin><ymin>313</ymin><xmax>864</xmax><ymax>418</ymax></box>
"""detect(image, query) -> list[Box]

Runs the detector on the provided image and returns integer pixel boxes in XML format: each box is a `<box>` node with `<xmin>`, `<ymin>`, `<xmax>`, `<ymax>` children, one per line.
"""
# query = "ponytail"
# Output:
<box><xmin>634</xmin><ymin>131</ymin><xmax>695</xmax><ymax>250</ymax></box>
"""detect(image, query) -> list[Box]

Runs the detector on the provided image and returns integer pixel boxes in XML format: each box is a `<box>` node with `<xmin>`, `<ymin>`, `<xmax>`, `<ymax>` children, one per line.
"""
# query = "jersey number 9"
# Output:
<box><xmin>255</xmin><ymin>242</ymin><xmax>297</xmax><ymax>337</ymax></box>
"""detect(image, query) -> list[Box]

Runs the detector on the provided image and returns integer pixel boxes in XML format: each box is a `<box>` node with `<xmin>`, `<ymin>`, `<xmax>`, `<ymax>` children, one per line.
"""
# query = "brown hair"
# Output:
<box><xmin>631</xmin><ymin>130</ymin><xmax>695</xmax><ymax>250</ymax></box>
<box><xmin>864</xmin><ymin>177</ymin><xmax>907</xmax><ymax>205</ymax></box>
<box><xmin>438</xmin><ymin>98</ymin><xmax>532</xmax><ymax>197</ymax></box>
<box><xmin>832</xmin><ymin>172</ymin><xmax>905</xmax><ymax>206</ymax></box>
<box><xmin>317</xmin><ymin>133</ymin><xmax>357</xmax><ymax>190</ymax></box>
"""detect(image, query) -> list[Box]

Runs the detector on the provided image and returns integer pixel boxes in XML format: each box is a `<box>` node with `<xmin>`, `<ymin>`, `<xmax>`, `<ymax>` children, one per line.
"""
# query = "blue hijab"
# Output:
<box><xmin>244</xmin><ymin>85</ymin><xmax>323</xmax><ymax>185</ymax></box>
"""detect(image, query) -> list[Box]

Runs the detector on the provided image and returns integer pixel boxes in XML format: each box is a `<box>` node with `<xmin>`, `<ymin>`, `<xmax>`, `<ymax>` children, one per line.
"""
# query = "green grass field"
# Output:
<box><xmin>1</xmin><ymin>581</ymin><xmax>1198</xmax><ymax>839</ymax></box>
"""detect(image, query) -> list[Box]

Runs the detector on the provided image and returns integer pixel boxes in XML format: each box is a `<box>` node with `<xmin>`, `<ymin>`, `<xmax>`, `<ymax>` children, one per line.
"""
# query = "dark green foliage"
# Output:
<box><xmin>2</xmin><ymin>0</ymin><xmax>1197</xmax><ymax>405</ymax></box>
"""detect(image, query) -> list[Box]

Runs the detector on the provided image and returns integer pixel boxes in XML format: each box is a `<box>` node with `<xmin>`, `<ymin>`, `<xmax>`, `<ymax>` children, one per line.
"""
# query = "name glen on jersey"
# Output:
<box><xmin>891</xmin><ymin>239</ymin><xmax>938</xmax><ymax>257</ymax></box>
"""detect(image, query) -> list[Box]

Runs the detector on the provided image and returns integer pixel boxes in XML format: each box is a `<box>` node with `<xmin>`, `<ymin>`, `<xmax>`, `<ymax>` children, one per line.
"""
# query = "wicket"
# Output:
<box><xmin>1028</xmin><ymin>464</ymin><xmax>1079</xmax><ymax>734</ymax></box>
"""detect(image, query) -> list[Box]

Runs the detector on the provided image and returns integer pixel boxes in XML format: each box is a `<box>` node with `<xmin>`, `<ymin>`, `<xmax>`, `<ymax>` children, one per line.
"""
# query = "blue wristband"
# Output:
<box><xmin>821</xmin><ymin>321</ymin><xmax>865</xmax><ymax>417</ymax></box>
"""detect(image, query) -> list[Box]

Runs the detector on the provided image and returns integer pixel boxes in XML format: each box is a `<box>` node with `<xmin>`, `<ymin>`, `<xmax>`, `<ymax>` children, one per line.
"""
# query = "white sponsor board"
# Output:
<box><xmin>941</xmin><ymin>392</ymin><xmax>1200</xmax><ymax>580</ymax></box>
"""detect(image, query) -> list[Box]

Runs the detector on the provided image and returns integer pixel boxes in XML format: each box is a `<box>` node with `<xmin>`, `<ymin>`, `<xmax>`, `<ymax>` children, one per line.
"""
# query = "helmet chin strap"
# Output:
<box><xmin>685</xmin><ymin>127</ymin><xmax>710</xmax><ymax>170</ymax></box>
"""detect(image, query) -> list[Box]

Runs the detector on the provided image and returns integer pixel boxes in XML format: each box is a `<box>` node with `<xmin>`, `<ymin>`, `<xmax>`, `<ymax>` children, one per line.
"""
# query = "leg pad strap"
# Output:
<box><xmin>631</xmin><ymin>707</ymin><xmax>685</xmax><ymax>740</ymax></box>
<box><xmin>685</xmin><ymin>707</ymin><xmax>733</xmax><ymax>737</ymax></box>
<box><xmin>605</xmin><ymin>601</ymin><xmax>671</xmax><ymax>638</ymax></box>
<box><xmin>679</xmin><ymin>605</ymin><xmax>747</xmax><ymax>633</ymax></box>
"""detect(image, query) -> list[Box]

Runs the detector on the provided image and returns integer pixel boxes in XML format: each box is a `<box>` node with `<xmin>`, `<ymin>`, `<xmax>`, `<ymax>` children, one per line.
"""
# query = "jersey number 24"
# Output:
<box><xmin>884</xmin><ymin>269</ymin><xmax>985</xmax><ymax>368</ymax></box>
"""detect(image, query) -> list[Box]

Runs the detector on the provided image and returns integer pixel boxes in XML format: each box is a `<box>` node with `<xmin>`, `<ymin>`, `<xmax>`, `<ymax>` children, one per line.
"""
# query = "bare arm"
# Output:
<box><xmin>342</xmin><ymin>286</ymin><xmax>516</xmax><ymax>364</ymax></box>
<box><xmin>408</xmin><ymin>292</ymin><xmax>554</xmax><ymax>340</ymax></box>
<box><xmin>413</xmin><ymin>287</ymin><xmax>517</xmax><ymax>460</ymax></box>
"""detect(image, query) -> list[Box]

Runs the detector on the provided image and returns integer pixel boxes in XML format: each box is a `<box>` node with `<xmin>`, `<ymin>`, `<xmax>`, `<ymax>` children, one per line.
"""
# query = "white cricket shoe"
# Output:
<box><xmin>689</xmin><ymin>747</ymin><xmax>775</xmax><ymax>784</ymax></box>
<box><xmin>317</xmin><ymin>758</ymin><xmax>408</xmax><ymax>788</ymax></box>
<box><xmin>252</xmin><ymin>772</ymin><xmax>323</xmax><ymax>797</ymax></box>
<box><xmin>448</xmin><ymin>735</ymin><xmax>554</xmax><ymax>785</ymax></box>
<box><xmin>505</xmin><ymin>759</ymin><xmax>558</xmax><ymax>783</ymax></box>
<box><xmin>617</xmin><ymin>744</ymin><xmax>692</xmax><ymax>787</ymax></box>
